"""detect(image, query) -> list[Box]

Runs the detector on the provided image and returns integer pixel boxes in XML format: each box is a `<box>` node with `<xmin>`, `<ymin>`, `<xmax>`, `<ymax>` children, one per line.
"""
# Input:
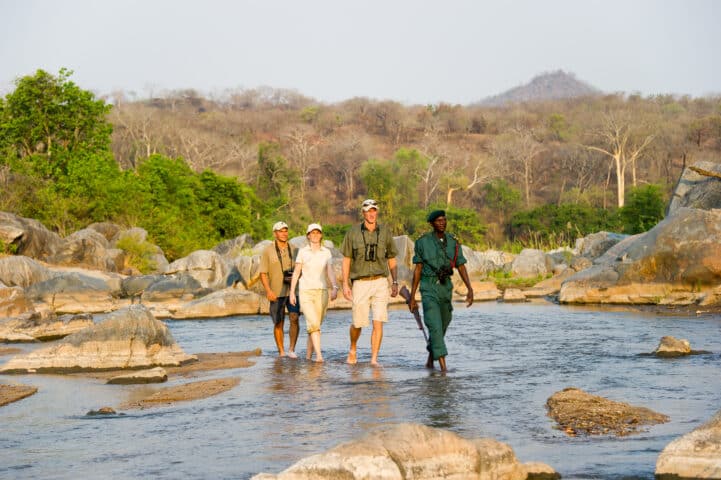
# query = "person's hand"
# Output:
<box><xmin>267</xmin><ymin>291</ymin><xmax>278</xmax><ymax>302</ymax></box>
<box><xmin>390</xmin><ymin>283</ymin><xmax>399</xmax><ymax>298</ymax></box>
<box><xmin>330</xmin><ymin>287</ymin><xmax>338</xmax><ymax>301</ymax></box>
<box><xmin>465</xmin><ymin>289</ymin><xmax>474</xmax><ymax>307</ymax></box>
<box><xmin>289</xmin><ymin>292</ymin><xmax>297</xmax><ymax>306</ymax></box>
<box><xmin>342</xmin><ymin>283</ymin><xmax>353</xmax><ymax>301</ymax></box>
<box><xmin>409</xmin><ymin>298</ymin><xmax>418</xmax><ymax>312</ymax></box>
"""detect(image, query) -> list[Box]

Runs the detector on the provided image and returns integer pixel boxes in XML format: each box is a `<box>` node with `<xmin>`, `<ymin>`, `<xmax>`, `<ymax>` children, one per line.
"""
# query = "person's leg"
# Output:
<box><xmin>306</xmin><ymin>334</ymin><xmax>313</xmax><ymax>360</ymax></box>
<box><xmin>288</xmin><ymin>312</ymin><xmax>300</xmax><ymax>357</ymax></box>
<box><xmin>370</xmin><ymin>321</ymin><xmax>383</xmax><ymax>366</ymax></box>
<box><xmin>369</xmin><ymin>278</ymin><xmax>389</xmax><ymax>366</ymax></box>
<box><xmin>437</xmin><ymin>290</ymin><xmax>454</xmax><ymax>372</ymax></box>
<box><xmin>300</xmin><ymin>290</ymin><xmax>323</xmax><ymax>361</ymax></box>
<box><xmin>438</xmin><ymin>356</ymin><xmax>447</xmax><ymax>372</ymax></box>
<box><xmin>269</xmin><ymin>299</ymin><xmax>286</xmax><ymax>356</ymax></box>
<box><xmin>348</xmin><ymin>281</ymin><xmax>371</xmax><ymax>364</ymax></box>
<box><xmin>421</xmin><ymin>287</ymin><xmax>448</xmax><ymax>365</ymax></box>
<box><xmin>309</xmin><ymin>331</ymin><xmax>323</xmax><ymax>362</ymax></box>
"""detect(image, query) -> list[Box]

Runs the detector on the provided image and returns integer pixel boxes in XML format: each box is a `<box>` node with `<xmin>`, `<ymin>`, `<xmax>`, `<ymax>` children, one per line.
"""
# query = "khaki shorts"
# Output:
<box><xmin>351</xmin><ymin>277</ymin><xmax>389</xmax><ymax>328</ymax></box>
<box><xmin>300</xmin><ymin>289</ymin><xmax>328</xmax><ymax>334</ymax></box>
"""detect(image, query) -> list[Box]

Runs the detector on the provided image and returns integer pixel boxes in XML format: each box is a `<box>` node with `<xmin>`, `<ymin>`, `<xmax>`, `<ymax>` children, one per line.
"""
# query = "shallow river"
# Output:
<box><xmin>2</xmin><ymin>301</ymin><xmax>720</xmax><ymax>479</ymax></box>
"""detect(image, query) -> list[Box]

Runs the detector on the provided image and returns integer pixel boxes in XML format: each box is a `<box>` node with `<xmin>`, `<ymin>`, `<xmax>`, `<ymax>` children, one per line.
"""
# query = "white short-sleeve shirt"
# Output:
<box><xmin>297</xmin><ymin>246</ymin><xmax>332</xmax><ymax>291</ymax></box>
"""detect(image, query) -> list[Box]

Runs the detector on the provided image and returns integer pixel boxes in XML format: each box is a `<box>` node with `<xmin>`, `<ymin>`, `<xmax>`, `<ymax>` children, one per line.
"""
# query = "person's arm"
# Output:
<box><xmin>342</xmin><ymin>257</ymin><xmax>352</xmax><ymax>301</ymax></box>
<box><xmin>289</xmin><ymin>261</ymin><xmax>302</xmax><ymax>305</ymax></box>
<box><xmin>457</xmin><ymin>264</ymin><xmax>474</xmax><ymax>307</ymax></box>
<box><xmin>259</xmin><ymin>273</ymin><xmax>277</xmax><ymax>302</ymax></box>
<box><xmin>408</xmin><ymin>263</ymin><xmax>423</xmax><ymax>312</ymax></box>
<box><xmin>388</xmin><ymin>257</ymin><xmax>398</xmax><ymax>297</ymax></box>
<box><xmin>327</xmin><ymin>258</ymin><xmax>339</xmax><ymax>301</ymax></box>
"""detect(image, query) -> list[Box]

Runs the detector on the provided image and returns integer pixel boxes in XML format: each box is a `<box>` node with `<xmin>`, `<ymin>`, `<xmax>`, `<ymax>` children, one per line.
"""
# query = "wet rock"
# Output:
<box><xmin>107</xmin><ymin>367</ymin><xmax>168</xmax><ymax>384</ymax></box>
<box><xmin>0</xmin><ymin>305</ymin><xmax>196</xmax><ymax>373</ymax></box>
<box><xmin>546</xmin><ymin>387</ymin><xmax>669</xmax><ymax>436</ymax></box>
<box><xmin>86</xmin><ymin>406</ymin><xmax>117</xmax><ymax>416</ymax></box>
<box><xmin>121</xmin><ymin>377</ymin><xmax>240</xmax><ymax>409</ymax></box>
<box><xmin>172</xmin><ymin>288</ymin><xmax>261</xmax><ymax>319</ymax></box>
<box><xmin>656</xmin><ymin>408</ymin><xmax>721</xmax><ymax>479</ymax></box>
<box><xmin>655</xmin><ymin>336</ymin><xmax>692</xmax><ymax>357</ymax></box>
<box><xmin>0</xmin><ymin>312</ymin><xmax>93</xmax><ymax>342</ymax></box>
<box><xmin>252</xmin><ymin>423</ymin><xmax>551</xmax><ymax>480</ymax></box>
<box><xmin>0</xmin><ymin>383</ymin><xmax>38</xmax><ymax>407</ymax></box>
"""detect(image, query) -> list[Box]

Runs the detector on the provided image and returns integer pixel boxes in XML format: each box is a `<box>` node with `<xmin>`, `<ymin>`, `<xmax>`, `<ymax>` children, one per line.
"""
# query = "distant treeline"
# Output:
<box><xmin>2</xmin><ymin>69</ymin><xmax>720</xmax><ymax>259</ymax></box>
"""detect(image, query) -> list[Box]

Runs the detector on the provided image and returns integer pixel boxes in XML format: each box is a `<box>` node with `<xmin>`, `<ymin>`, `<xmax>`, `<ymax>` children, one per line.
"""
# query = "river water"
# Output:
<box><xmin>1</xmin><ymin>301</ymin><xmax>720</xmax><ymax>479</ymax></box>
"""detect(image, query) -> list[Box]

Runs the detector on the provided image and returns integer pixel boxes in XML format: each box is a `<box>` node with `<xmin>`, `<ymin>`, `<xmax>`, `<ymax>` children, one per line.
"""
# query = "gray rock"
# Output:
<box><xmin>0</xmin><ymin>255</ymin><xmax>56</xmax><ymax>288</ymax></box>
<box><xmin>0</xmin><ymin>304</ymin><xmax>196</xmax><ymax>373</ymax></box>
<box><xmin>212</xmin><ymin>233</ymin><xmax>254</xmax><ymax>258</ymax></box>
<box><xmin>25</xmin><ymin>272</ymin><xmax>116</xmax><ymax>314</ymax></box>
<box><xmin>46</xmin><ymin>228</ymin><xmax>116</xmax><ymax>271</ymax></box>
<box><xmin>0</xmin><ymin>211</ymin><xmax>62</xmax><ymax>260</ymax></box>
<box><xmin>506</xmin><ymin>248</ymin><xmax>549</xmax><ymax>277</ymax></box>
<box><xmin>164</xmin><ymin>250</ymin><xmax>230</xmax><ymax>290</ymax></box>
<box><xmin>172</xmin><ymin>288</ymin><xmax>261</xmax><ymax>319</ymax></box>
<box><xmin>0</xmin><ymin>286</ymin><xmax>36</xmax><ymax>319</ymax></box>
<box><xmin>141</xmin><ymin>273</ymin><xmax>208</xmax><ymax>303</ymax></box>
<box><xmin>656</xmin><ymin>409</ymin><xmax>721</xmax><ymax>479</ymax></box>
<box><xmin>0</xmin><ymin>312</ymin><xmax>93</xmax><ymax>342</ymax></box>
<box><xmin>575</xmin><ymin>231</ymin><xmax>627</xmax><ymax>260</ymax></box>
<box><xmin>667</xmin><ymin>160</ymin><xmax>721</xmax><ymax>215</ymax></box>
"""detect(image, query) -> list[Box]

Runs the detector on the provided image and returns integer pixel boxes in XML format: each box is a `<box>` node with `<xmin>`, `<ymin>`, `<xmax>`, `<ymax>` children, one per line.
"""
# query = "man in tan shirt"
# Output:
<box><xmin>259</xmin><ymin>221</ymin><xmax>301</xmax><ymax>358</ymax></box>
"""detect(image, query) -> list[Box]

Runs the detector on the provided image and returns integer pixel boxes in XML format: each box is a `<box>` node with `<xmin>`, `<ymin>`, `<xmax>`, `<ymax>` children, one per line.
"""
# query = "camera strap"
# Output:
<box><xmin>274</xmin><ymin>241</ymin><xmax>294</xmax><ymax>271</ymax></box>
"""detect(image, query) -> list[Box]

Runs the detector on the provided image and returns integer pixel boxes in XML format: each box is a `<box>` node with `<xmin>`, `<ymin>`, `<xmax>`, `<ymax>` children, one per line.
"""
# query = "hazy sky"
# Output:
<box><xmin>1</xmin><ymin>0</ymin><xmax>719</xmax><ymax>105</ymax></box>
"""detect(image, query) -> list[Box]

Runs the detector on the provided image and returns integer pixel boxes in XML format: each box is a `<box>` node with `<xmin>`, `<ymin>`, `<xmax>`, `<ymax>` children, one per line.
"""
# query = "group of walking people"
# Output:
<box><xmin>259</xmin><ymin>199</ymin><xmax>474</xmax><ymax>371</ymax></box>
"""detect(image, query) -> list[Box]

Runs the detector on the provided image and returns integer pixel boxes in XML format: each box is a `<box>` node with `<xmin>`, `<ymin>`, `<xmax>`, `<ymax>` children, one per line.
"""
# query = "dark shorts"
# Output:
<box><xmin>269</xmin><ymin>296</ymin><xmax>300</xmax><ymax>325</ymax></box>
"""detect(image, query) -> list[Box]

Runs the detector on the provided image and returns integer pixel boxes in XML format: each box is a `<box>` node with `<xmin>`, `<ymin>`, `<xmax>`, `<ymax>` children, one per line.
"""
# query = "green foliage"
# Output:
<box><xmin>115</xmin><ymin>232</ymin><xmax>158</xmax><ymax>274</ymax></box>
<box><xmin>321</xmin><ymin>223</ymin><xmax>351</xmax><ymax>247</ymax></box>
<box><xmin>482</xmin><ymin>179</ymin><xmax>522</xmax><ymax>221</ymax></box>
<box><xmin>486</xmin><ymin>270</ymin><xmax>550</xmax><ymax>289</ymax></box>
<box><xmin>299</xmin><ymin>106</ymin><xmax>320</xmax><ymax>123</ymax></box>
<box><xmin>0</xmin><ymin>68</ymin><xmax>112</xmax><ymax>180</ymax></box>
<box><xmin>510</xmin><ymin>203</ymin><xmax>622</xmax><ymax>248</ymax></box>
<box><xmin>619</xmin><ymin>184</ymin><xmax>665</xmax><ymax>234</ymax></box>
<box><xmin>412</xmin><ymin>204</ymin><xmax>488</xmax><ymax>249</ymax></box>
<box><xmin>547</xmin><ymin>113</ymin><xmax>571</xmax><ymax>142</ymax></box>
<box><xmin>0</xmin><ymin>239</ymin><xmax>18</xmax><ymax>255</ymax></box>
<box><xmin>256</xmin><ymin>142</ymin><xmax>300</xmax><ymax>212</ymax></box>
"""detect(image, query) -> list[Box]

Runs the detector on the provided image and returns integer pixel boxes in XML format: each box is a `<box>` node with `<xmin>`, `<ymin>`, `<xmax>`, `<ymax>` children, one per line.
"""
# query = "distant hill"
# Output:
<box><xmin>476</xmin><ymin>70</ymin><xmax>602</xmax><ymax>106</ymax></box>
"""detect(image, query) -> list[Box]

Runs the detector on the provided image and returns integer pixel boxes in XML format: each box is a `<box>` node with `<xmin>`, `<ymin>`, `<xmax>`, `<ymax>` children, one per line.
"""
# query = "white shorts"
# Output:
<box><xmin>351</xmin><ymin>277</ymin><xmax>389</xmax><ymax>328</ymax></box>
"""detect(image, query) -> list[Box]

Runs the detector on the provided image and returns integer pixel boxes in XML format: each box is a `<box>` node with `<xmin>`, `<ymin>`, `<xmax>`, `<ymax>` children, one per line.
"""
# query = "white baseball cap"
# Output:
<box><xmin>361</xmin><ymin>199</ymin><xmax>379</xmax><ymax>212</ymax></box>
<box><xmin>306</xmin><ymin>223</ymin><xmax>323</xmax><ymax>234</ymax></box>
<box><xmin>272</xmin><ymin>221</ymin><xmax>289</xmax><ymax>231</ymax></box>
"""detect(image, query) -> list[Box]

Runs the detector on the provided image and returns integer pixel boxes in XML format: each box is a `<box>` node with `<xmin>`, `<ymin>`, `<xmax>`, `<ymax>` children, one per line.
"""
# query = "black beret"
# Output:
<box><xmin>427</xmin><ymin>209</ymin><xmax>446</xmax><ymax>223</ymax></box>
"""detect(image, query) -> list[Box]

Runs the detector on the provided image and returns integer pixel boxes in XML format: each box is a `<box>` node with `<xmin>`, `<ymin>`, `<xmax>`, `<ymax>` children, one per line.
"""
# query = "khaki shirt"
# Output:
<box><xmin>259</xmin><ymin>242</ymin><xmax>296</xmax><ymax>297</ymax></box>
<box><xmin>341</xmin><ymin>223</ymin><xmax>398</xmax><ymax>280</ymax></box>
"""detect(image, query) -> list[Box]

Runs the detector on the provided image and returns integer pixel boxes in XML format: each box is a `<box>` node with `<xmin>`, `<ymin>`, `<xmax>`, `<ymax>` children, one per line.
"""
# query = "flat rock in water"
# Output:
<box><xmin>107</xmin><ymin>367</ymin><xmax>168</xmax><ymax>384</ymax></box>
<box><xmin>546</xmin><ymin>387</ymin><xmax>669</xmax><ymax>436</ymax></box>
<box><xmin>0</xmin><ymin>383</ymin><xmax>38</xmax><ymax>407</ymax></box>
<box><xmin>120</xmin><ymin>377</ymin><xmax>240</xmax><ymax>409</ymax></box>
<box><xmin>0</xmin><ymin>305</ymin><xmax>196</xmax><ymax>373</ymax></box>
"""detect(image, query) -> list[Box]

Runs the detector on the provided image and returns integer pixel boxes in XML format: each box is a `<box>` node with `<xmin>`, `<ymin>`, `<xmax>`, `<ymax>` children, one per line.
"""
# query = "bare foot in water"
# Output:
<box><xmin>346</xmin><ymin>350</ymin><xmax>357</xmax><ymax>364</ymax></box>
<box><xmin>425</xmin><ymin>353</ymin><xmax>434</xmax><ymax>369</ymax></box>
<box><xmin>370</xmin><ymin>361</ymin><xmax>381</xmax><ymax>368</ymax></box>
<box><xmin>313</xmin><ymin>357</ymin><xmax>324</xmax><ymax>363</ymax></box>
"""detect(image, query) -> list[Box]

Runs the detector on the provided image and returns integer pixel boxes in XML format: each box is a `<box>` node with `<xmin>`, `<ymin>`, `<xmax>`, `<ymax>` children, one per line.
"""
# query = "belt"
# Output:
<box><xmin>355</xmin><ymin>274</ymin><xmax>385</xmax><ymax>281</ymax></box>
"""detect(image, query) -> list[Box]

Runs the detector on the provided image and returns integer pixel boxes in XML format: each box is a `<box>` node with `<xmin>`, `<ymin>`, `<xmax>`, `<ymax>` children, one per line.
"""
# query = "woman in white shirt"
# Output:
<box><xmin>289</xmin><ymin>223</ymin><xmax>338</xmax><ymax>362</ymax></box>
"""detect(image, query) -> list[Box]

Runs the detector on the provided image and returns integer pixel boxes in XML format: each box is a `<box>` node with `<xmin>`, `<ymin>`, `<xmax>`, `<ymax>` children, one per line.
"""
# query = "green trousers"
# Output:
<box><xmin>420</xmin><ymin>278</ymin><xmax>454</xmax><ymax>360</ymax></box>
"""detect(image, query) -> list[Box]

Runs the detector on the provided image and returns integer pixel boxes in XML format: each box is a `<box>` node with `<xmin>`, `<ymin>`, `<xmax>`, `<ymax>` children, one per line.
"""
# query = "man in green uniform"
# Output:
<box><xmin>409</xmin><ymin>210</ymin><xmax>473</xmax><ymax>372</ymax></box>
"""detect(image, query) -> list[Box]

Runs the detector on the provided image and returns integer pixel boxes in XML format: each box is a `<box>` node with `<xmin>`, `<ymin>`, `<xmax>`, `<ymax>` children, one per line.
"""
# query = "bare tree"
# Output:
<box><xmin>584</xmin><ymin>112</ymin><xmax>654</xmax><ymax>207</ymax></box>
<box><xmin>491</xmin><ymin>126</ymin><xmax>544</xmax><ymax>207</ymax></box>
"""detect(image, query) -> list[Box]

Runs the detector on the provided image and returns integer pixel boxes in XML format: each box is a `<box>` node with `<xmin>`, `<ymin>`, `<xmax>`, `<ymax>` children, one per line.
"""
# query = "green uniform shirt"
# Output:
<box><xmin>413</xmin><ymin>232</ymin><xmax>467</xmax><ymax>280</ymax></box>
<box><xmin>341</xmin><ymin>223</ymin><xmax>398</xmax><ymax>280</ymax></box>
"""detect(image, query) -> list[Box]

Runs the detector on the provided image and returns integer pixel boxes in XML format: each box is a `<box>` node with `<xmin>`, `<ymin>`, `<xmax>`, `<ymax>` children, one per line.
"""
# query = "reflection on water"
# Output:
<box><xmin>1</xmin><ymin>302</ymin><xmax>720</xmax><ymax>479</ymax></box>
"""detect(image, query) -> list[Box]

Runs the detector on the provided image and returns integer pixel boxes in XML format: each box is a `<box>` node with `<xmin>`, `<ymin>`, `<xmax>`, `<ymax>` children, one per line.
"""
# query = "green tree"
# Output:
<box><xmin>256</xmin><ymin>142</ymin><xmax>300</xmax><ymax>212</ymax></box>
<box><xmin>619</xmin><ymin>184</ymin><xmax>665</xmax><ymax>234</ymax></box>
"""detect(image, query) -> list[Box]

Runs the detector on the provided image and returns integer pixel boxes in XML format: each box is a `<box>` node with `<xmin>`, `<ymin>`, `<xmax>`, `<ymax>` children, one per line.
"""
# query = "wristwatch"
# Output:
<box><xmin>392</xmin><ymin>280</ymin><xmax>398</xmax><ymax>285</ymax></box>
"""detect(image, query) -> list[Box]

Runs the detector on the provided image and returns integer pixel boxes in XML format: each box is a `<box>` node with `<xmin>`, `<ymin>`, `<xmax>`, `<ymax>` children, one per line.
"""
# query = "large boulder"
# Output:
<box><xmin>46</xmin><ymin>228</ymin><xmax>117</xmax><ymax>271</ymax></box>
<box><xmin>560</xmin><ymin>208</ymin><xmax>721</xmax><ymax>306</ymax></box>
<box><xmin>252</xmin><ymin>423</ymin><xmax>554</xmax><ymax>480</ymax></box>
<box><xmin>505</xmin><ymin>248</ymin><xmax>550</xmax><ymax>278</ymax></box>
<box><xmin>656</xmin><ymin>409</ymin><xmax>721</xmax><ymax>479</ymax></box>
<box><xmin>0</xmin><ymin>255</ymin><xmax>56</xmax><ymax>288</ymax></box>
<box><xmin>0</xmin><ymin>305</ymin><xmax>196</xmax><ymax>373</ymax></box>
<box><xmin>0</xmin><ymin>211</ymin><xmax>62</xmax><ymax>260</ymax></box>
<box><xmin>140</xmin><ymin>273</ymin><xmax>208</xmax><ymax>303</ymax></box>
<box><xmin>212</xmin><ymin>233</ymin><xmax>254</xmax><ymax>259</ymax></box>
<box><xmin>574</xmin><ymin>231</ymin><xmax>627</xmax><ymax>261</ymax></box>
<box><xmin>164</xmin><ymin>250</ymin><xmax>230</xmax><ymax>290</ymax></box>
<box><xmin>0</xmin><ymin>312</ymin><xmax>93</xmax><ymax>342</ymax></box>
<box><xmin>25</xmin><ymin>272</ymin><xmax>116</xmax><ymax>314</ymax></box>
<box><xmin>668</xmin><ymin>160</ymin><xmax>721</xmax><ymax>214</ymax></box>
<box><xmin>172</xmin><ymin>288</ymin><xmax>262</xmax><ymax>319</ymax></box>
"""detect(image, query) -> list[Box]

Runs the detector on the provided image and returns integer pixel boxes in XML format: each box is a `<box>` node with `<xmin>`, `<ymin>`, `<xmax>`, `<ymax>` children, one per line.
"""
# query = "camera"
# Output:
<box><xmin>364</xmin><ymin>244</ymin><xmax>377</xmax><ymax>262</ymax></box>
<box><xmin>282</xmin><ymin>269</ymin><xmax>294</xmax><ymax>285</ymax></box>
<box><xmin>437</xmin><ymin>265</ymin><xmax>454</xmax><ymax>284</ymax></box>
